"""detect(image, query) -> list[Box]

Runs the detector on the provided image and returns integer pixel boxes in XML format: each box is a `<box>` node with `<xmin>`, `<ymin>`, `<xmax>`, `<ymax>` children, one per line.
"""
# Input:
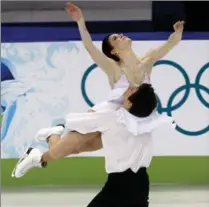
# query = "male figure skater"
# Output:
<box><xmin>12</xmin><ymin>83</ymin><xmax>175</xmax><ymax>207</ymax></box>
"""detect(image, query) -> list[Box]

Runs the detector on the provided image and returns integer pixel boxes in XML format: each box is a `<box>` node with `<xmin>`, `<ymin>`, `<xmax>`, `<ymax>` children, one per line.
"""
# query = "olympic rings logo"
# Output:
<box><xmin>81</xmin><ymin>60</ymin><xmax>209</xmax><ymax>136</ymax></box>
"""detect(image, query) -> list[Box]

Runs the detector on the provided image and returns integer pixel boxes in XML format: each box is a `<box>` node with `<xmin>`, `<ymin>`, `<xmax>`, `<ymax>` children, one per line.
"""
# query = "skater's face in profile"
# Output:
<box><xmin>102</xmin><ymin>34</ymin><xmax>132</xmax><ymax>62</ymax></box>
<box><xmin>108</xmin><ymin>34</ymin><xmax>132</xmax><ymax>51</ymax></box>
<box><xmin>122</xmin><ymin>87</ymin><xmax>137</xmax><ymax>110</ymax></box>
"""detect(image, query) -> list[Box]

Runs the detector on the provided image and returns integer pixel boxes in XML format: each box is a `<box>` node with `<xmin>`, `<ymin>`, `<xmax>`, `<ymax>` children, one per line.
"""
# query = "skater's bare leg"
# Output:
<box><xmin>41</xmin><ymin>131</ymin><xmax>101</xmax><ymax>162</ymax></box>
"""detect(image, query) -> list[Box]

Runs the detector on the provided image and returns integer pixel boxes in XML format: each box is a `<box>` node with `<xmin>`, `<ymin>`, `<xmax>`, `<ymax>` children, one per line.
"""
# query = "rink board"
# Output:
<box><xmin>2</xmin><ymin>156</ymin><xmax>209</xmax><ymax>186</ymax></box>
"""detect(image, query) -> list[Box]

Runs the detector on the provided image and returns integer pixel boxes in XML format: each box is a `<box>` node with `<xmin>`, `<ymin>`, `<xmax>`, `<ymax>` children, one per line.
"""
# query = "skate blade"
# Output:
<box><xmin>11</xmin><ymin>148</ymin><xmax>33</xmax><ymax>178</ymax></box>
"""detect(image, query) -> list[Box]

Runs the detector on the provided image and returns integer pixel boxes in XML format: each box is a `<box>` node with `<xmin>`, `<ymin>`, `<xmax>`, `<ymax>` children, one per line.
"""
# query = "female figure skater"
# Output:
<box><xmin>12</xmin><ymin>2</ymin><xmax>184</xmax><ymax>175</ymax></box>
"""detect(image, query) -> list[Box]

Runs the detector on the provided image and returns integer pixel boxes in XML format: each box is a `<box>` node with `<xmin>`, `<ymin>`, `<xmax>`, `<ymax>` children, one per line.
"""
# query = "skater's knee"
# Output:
<box><xmin>66</xmin><ymin>131</ymin><xmax>102</xmax><ymax>154</ymax></box>
<box><xmin>48</xmin><ymin>135</ymin><xmax>60</xmax><ymax>149</ymax></box>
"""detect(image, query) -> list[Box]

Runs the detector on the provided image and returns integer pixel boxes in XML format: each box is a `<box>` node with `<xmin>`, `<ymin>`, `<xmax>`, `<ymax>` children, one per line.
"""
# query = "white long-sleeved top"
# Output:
<box><xmin>66</xmin><ymin>107</ymin><xmax>175</xmax><ymax>174</ymax></box>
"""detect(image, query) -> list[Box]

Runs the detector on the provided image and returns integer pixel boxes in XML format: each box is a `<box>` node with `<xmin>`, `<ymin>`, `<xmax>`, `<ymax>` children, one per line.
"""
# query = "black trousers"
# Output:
<box><xmin>87</xmin><ymin>167</ymin><xmax>149</xmax><ymax>207</ymax></box>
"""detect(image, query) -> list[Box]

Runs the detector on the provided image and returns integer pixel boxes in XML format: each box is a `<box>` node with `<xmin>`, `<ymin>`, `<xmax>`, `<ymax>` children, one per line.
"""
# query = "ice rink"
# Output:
<box><xmin>2</xmin><ymin>185</ymin><xmax>209</xmax><ymax>207</ymax></box>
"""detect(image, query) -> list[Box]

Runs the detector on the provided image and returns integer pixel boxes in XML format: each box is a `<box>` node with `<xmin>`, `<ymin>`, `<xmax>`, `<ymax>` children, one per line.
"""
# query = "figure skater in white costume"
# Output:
<box><xmin>12</xmin><ymin>83</ymin><xmax>175</xmax><ymax>207</ymax></box>
<box><xmin>12</xmin><ymin>3</ymin><xmax>183</xmax><ymax>175</ymax></box>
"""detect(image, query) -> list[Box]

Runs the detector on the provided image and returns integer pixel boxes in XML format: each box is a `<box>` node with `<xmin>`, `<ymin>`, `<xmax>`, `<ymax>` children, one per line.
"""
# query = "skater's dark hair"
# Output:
<box><xmin>102</xmin><ymin>34</ymin><xmax>120</xmax><ymax>62</ymax></box>
<box><xmin>128</xmin><ymin>83</ymin><xmax>157</xmax><ymax>118</ymax></box>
